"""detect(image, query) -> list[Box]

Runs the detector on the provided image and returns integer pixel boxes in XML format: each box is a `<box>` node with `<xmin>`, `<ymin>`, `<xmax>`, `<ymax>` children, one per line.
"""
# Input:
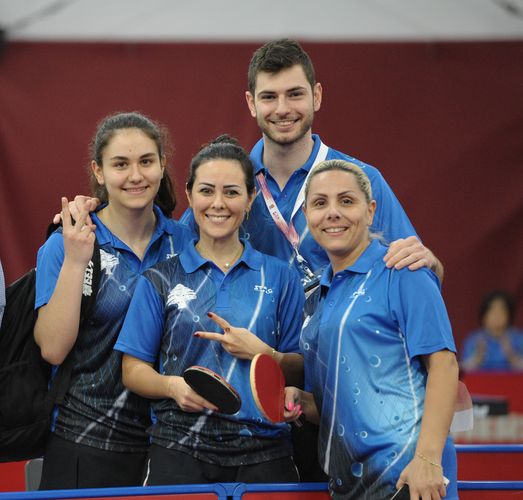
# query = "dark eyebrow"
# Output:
<box><xmin>197</xmin><ymin>182</ymin><xmax>242</xmax><ymax>189</ymax></box>
<box><xmin>109</xmin><ymin>152</ymin><xmax>156</xmax><ymax>161</ymax></box>
<box><xmin>257</xmin><ymin>85</ymin><xmax>307</xmax><ymax>97</ymax></box>
<box><xmin>287</xmin><ymin>86</ymin><xmax>307</xmax><ymax>92</ymax></box>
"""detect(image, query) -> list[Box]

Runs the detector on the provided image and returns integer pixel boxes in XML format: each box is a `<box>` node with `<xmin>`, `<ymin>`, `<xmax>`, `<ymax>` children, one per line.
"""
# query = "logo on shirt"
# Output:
<box><xmin>166</xmin><ymin>252</ymin><xmax>178</xmax><ymax>259</ymax></box>
<box><xmin>350</xmin><ymin>288</ymin><xmax>366</xmax><ymax>300</ymax></box>
<box><xmin>167</xmin><ymin>284</ymin><xmax>197</xmax><ymax>310</ymax></box>
<box><xmin>302</xmin><ymin>315</ymin><xmax>311</xmax><ymax>329</ymax></box>
<box><xmin>100</xmin><ymin>250</ymin><xmax>119</xmax><ymax>276</ymax></box>
<box><xmin>254</xmin><ymin>284</ymin><xmax>273</xmax><ymax>295</ymax></box>
<box><xmin>83</xmin><ymin>259</ymin><xmax>94</xmax><ymax>297</ymax></box>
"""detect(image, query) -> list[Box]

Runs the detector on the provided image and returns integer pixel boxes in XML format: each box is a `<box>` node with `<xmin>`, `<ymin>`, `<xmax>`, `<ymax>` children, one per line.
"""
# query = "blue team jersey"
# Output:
<box><xmin>114</xmin><ymin>240</ymin><xmax>305</xmax><ymax>465</ymax></box>
<box><xmin>301</xmin><ymin>239</ymin><xmax>458</xmax><ymax>499</ymax></box>
<box><xmin>460</xmin><ymin>328</ymin><xmax>523</xmax><ymax>371</ymax></box>
<box><xmin>179</xmin><ymin>135</ymin><xmax>417</xmax><ymax>283</ymax></box>
<box><xmin>35</xmin><ymin>205</ymin><xmax>190</xmax><ymax>452</ymax></box>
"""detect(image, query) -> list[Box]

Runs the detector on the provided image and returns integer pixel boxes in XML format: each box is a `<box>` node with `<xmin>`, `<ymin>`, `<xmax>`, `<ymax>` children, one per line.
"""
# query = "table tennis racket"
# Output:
<box><xmin>250</xmin><ymin>353</ymin><xmax>286</xmax><ymax>423</ymax></box>
<box><xmin>390</xmin><ymin>484</ymin><xmax>410</xmax><ymax>500</ymax></box>
<box><xmin>183</xmin><ymin>365</ymin><xmax>241</xmax><ymax>415</ymax></box>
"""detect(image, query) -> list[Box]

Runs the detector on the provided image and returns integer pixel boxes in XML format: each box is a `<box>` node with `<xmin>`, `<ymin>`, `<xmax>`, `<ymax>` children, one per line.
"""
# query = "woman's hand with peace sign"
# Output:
<box><xmin>194</xmin><ymin>312</ymin><xmax>274</xmax><ymax>361</ymax></box>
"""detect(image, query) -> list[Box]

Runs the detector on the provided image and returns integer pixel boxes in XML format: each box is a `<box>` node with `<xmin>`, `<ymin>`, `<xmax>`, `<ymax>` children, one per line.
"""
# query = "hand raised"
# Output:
<box><xmin>194</xmin><ymin>312</ymin><xmax>272</xmax><ymax>360</ymax></box>
<box><xmin>53</xmin><ymin>195</ymin><xmax>99</xmax><ymax>225</ymax></box>
<box><xmin>61</xmin><ymin>197</ymin><xmax>96</xmax><ymax>267</ymax></box>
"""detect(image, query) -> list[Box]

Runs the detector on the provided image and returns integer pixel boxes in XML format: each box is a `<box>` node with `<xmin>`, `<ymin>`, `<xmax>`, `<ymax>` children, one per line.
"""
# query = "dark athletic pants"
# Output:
<box><xmin>145</xmin><ymin>444</ymin><xmax>299</xmax><ymax>485</ymax></box>
<box><xmin>39</xmin><ymin>434</ymin><xmax>147</xmax><ymax>490</ymax></box>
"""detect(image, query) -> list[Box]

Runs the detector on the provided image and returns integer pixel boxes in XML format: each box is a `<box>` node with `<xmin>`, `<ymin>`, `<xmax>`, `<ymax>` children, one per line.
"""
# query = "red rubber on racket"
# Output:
<box><xmin>250</xmin><ymin>353</ymin><xmax>285</xmax><ymax>423</ymax></box>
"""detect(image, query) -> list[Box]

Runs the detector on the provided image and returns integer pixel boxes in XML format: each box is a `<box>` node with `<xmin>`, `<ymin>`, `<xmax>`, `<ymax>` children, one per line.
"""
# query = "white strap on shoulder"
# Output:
<box><xmin>290</xmin><ymin>141</ymin><xmax>329</xmax><ymax>220</ymax></box>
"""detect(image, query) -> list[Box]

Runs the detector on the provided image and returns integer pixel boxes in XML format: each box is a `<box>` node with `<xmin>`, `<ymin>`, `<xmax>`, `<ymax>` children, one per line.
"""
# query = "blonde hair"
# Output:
<box><xmin>304</xmin><ymin>159</ymin><xmax>373</xmax><ymax>203</ymax></box>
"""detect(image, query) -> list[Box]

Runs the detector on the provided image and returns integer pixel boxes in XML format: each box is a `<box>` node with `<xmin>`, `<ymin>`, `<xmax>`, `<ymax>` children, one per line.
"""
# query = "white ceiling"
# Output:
<box><xmin>1</xmin><ymin>0</ymin><xmax>523</xmax><ymax>42</ymax></box>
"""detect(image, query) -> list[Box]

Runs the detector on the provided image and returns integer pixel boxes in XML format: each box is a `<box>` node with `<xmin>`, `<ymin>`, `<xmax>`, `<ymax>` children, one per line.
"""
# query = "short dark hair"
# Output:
<box><xmin>247</xmin><ymin>38</ymin><xmax>315</xmax><ymax>94</ymax></box>
<box><xmin>89</xmin><ymin>111</ymin><xmax>176</xmax><ymax>216</ymax></box>
<box><xmin>479</xmin><ymin>290</ymin><xmax>515</xmax><ymax>326</ymax></box>
<box><xmin>186</xmin><ymin>134</ymin><xmax>255</xmax><ymax>195</ymax></box>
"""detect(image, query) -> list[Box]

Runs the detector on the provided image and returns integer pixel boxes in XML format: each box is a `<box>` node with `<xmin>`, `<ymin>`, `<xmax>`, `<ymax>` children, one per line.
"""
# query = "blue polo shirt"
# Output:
<box><xmin>301</xmin><ymin>239</ymin><xmax>457</xmax><ymax>499</ymax></box>
<box><xmin>114</xmin><ymin>240</ymin><xmax>304</xmax><ymax>465</ymax></box>
<box><xmin>179</xmin><ymin>135</ymin><xmax>418</xmax><ymax>283</ymax></box>
<box><xmin>460</xmin><ymin>328</ymin><xmax>523</xmax><ymax>371</ymax></box>
<box><xmin>35</xmin><ymin>205</ymin><xmax>190</xmax><ymax>452</ymax></box>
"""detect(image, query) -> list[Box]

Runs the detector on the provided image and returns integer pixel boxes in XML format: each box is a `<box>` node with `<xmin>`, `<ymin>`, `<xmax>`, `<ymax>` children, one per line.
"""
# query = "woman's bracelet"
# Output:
<box><xmin>415</xmin><ymin>452</ymin><xmax>442</xmax><ymax>469</ymax></box>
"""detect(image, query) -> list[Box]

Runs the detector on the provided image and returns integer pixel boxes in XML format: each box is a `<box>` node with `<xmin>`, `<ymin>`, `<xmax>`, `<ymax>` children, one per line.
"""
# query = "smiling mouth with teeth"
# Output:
<box><xmin>272</xmin><ymin>119</ymin><xmax>298</xmax><ymax>126</ymax></box>
<box><xmin>206</xmin><ymin>214</ymin><xmax>230</xmax><ymax>222</ymax></box>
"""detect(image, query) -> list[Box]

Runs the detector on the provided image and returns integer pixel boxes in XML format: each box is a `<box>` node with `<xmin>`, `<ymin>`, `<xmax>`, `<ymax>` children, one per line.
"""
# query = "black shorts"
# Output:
<box><xmin>39</xmin><ymin>434</ymin><xmax>148</xmax><ymax>490</ymax></box>
<box><xmin>145</xmin><ymin>444</ymin><xmax>299</xmax><ymax>486</ymax></box>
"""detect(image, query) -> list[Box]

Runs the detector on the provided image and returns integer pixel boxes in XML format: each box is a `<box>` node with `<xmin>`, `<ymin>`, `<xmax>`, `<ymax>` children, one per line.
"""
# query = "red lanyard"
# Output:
<box><xmin>256</xmin><ymin>173</ymin><xmax>301</xmax><ymax>249</ymax></box>
<box><xmin>254</xmin><ymin>141</ymin><xmax>328</xmax><ymax>281</ymax></box>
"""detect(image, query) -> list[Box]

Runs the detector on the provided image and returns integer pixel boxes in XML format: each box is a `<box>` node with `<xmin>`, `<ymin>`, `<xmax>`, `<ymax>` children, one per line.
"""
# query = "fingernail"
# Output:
<box><xmin>207</xmin><ymin>312</ymin><xmax>213</xmax><ymax>317</ymax></box>
<box><xmin>286</xmin><ymin>401</ymin><xmax>294</xmax><ymax>411</ymax></box>
<box><xmin>296</xmin><ymin>404</ymin><xmax>302</xmax><ymax>412</ymax></box>
<box><xmin>194</xmin><ymin>333</ymin><xmax>200</xmax><ymax>337</ymax></box>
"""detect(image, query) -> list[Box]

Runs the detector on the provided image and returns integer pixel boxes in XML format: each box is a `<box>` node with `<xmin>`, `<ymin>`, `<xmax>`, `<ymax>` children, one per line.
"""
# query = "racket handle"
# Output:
<box><xmin>292</xmin><ymin>413</ymin><xmax>306</xmax><ymax>428</ymax></box>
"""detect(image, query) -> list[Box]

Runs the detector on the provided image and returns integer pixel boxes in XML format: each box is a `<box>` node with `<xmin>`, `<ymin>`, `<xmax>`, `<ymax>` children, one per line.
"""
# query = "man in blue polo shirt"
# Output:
<box><xmin>178</xmin><ymin>39</ymin><xmax>446</xmax><ymax>483</ymax></box>
<box><xmin>180</xmin><ymin>39</ymin><xmax>443</xmax><ymax>288</ymax></box>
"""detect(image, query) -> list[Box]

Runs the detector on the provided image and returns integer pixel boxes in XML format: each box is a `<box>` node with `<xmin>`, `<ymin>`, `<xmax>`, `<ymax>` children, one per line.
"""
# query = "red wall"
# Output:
<box><xmin>0</xmin><ymin>41</ymin><xmax>522</xmax><ymax>347</ymax></box>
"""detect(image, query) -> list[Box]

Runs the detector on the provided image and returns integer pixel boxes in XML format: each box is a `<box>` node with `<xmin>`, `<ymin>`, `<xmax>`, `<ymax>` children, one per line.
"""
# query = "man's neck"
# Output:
<box><xmin>262</xmin><ymin>133</ymin><xmax>315</xmax><ymax>190</ymax></box>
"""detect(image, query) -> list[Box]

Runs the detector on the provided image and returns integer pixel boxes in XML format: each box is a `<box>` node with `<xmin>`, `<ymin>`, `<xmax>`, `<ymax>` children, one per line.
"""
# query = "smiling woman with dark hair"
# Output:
<box><xmin>115</xmin><ymin>135</ymin><xmax>305</xmax><ymax>486</ymax></box>
<box><xmin>34</xmin><ymin>111</ymin><xmax>190</xmax><ymax>490</ymax></box>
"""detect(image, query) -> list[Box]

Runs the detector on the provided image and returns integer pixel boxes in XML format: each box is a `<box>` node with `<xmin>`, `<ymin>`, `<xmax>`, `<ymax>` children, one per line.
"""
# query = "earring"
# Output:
<box><xmin>245</xmin><ymin>209</ymin><xmax>250</xmax><ymax>220</ymax></box>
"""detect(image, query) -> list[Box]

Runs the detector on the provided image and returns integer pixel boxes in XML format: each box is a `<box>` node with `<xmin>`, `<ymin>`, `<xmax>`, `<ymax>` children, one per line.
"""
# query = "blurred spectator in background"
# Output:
<box><xmin>460</xmin><ymin>290</ymin><xmax>523</xmax><ymax>372</ymax></box>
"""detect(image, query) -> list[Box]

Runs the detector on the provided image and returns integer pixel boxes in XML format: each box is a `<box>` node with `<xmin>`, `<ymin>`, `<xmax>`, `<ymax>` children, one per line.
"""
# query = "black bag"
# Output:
<box><xmin>0</xmin><ymin>234</ymin><xmax>100</xmax><ymax>462</ymax></box>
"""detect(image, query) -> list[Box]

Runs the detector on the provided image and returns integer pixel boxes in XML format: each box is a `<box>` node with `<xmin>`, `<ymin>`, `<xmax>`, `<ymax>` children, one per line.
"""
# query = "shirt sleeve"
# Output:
<box><xmin>389</xmin><ymin>267</ymin><xmax>456</xmax><ymax>360</ymax></box>
<box><xmin>35</xmin><ymin>232</ymin><xmax>65</xmax><ymax>309</ymax></box>
<box><xmin>276</xmin><ymin>266</ymin><xmax>306</xmax><ymax>354</ymax></box>
<box><xmin>114</xmin><ymin>275</ymin><xmax>165</xmax><ymax>363</ymax></box>
<box><xmin>178</xmin><ymin>208</ymin><xmax>200</xmax><ymax>239</ymax></box>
